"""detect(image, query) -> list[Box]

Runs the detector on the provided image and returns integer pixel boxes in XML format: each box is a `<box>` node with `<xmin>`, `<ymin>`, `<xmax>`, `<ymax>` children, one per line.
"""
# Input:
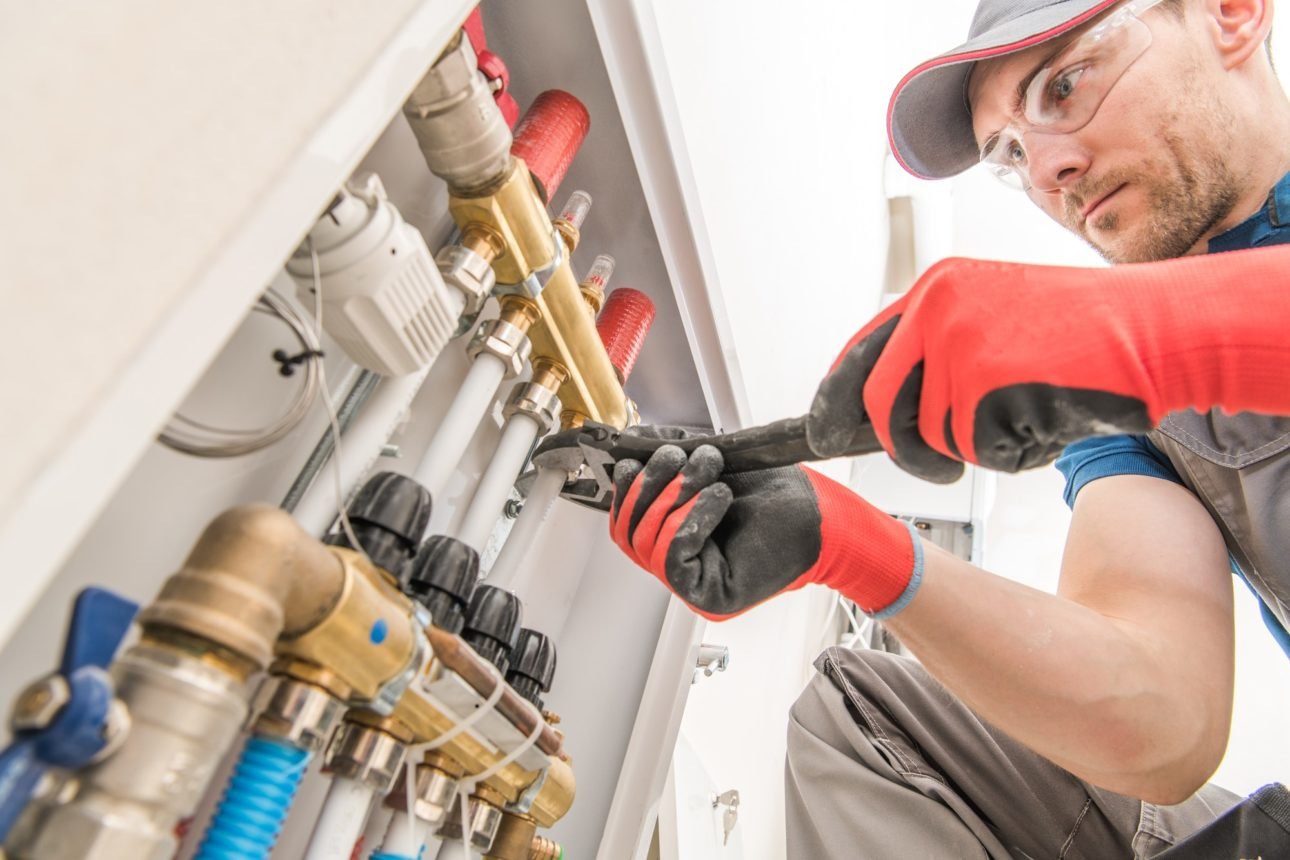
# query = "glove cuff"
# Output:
<box><xmin>804</xmin><ymin>469</ymin><xmax>923</xmax><ymax>617</ymax></box>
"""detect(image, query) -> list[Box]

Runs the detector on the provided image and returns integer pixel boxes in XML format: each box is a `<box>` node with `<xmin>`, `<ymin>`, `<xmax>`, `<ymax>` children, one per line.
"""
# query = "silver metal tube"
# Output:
<box><xmin>293</xmin><ymin>366</ymin><xmax>432</xmax><ymax>536</ymax></box>
<box><xmin>281</xmin><ymin>368</ymin><xmax>380</xmax><ymax>512</ymax></box>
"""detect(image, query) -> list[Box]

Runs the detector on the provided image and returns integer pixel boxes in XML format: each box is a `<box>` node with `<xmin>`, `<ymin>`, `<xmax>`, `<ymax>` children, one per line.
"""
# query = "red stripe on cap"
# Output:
<box><xmin>886</xmin><ymin>0</ymin><xmax>1121</xmax><ymax>179</ymax></box>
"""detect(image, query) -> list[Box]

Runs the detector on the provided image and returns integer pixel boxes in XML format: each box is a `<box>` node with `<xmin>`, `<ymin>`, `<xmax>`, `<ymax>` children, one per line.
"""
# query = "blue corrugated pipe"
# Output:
<box><xmin>369</xmin><ymin>853</ymin><xmax>419</xmax><ymax>860</ymax></box>
<box><xmin>195</xmin><ymin>735</ymin><xmax>311</xmax><ymax>859</ymax></box>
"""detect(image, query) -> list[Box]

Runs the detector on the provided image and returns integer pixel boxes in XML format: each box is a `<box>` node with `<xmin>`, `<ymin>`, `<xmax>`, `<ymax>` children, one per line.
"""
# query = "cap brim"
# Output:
<box><xmin>888</xmin><ymin>0</ymin><xmax>1120</xmax><ymax>180</ymax></box>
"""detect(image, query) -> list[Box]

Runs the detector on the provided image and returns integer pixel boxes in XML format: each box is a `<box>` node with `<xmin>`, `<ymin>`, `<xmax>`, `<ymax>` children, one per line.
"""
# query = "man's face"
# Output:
<box><xmin>967</xmin><ymin>4</ymin><xmax>1243</xmax><ymax>263</ymax></box>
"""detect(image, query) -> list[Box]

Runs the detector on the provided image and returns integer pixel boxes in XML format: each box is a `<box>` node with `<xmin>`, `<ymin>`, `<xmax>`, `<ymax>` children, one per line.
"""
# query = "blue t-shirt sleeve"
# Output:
<box><xmin>1054</xmin><ymin>435</ymin><xmax>1183</xmax><ymax>508</ymax></box>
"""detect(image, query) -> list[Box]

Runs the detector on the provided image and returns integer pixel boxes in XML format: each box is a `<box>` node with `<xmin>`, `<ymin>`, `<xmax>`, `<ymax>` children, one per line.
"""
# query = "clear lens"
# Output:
<box><xmin>976</xmin><ymin>0</ymin><xmax>1160</xmax><ymax>191</ymax></box>
<box><xmin>1022</xmin><ymin>10</ymin><xmax>1152</xmax><ymax>129</ymax></box>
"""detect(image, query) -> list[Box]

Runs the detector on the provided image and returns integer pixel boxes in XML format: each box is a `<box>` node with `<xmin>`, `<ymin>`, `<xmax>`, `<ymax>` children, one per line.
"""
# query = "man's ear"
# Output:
<box><xmin>1200</xmin><ymin>0</ymin><xmax>1275</xmax><ymax>69</ymax></box>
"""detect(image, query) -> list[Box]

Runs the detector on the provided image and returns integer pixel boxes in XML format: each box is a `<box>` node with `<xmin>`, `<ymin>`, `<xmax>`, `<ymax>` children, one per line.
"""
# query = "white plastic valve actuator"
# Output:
<box><xmin>286</xmin><ymin>172</ymin><xmax>463</xmax><ymax>376</ymax></box>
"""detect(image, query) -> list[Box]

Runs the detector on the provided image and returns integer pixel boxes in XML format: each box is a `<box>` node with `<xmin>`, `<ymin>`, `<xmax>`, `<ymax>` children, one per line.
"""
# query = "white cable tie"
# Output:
<box><xmin>412</xmin><ymin>663</ymin><xmax>507</xmax><ymax>756</ymax></box>
<box><xmin>453</xmin><ymin>696</ymin><xmax>548</xmax><ymax>860</ymax></box>
<box><xmin>310</xmin><ymin>239</ymin><xmax>366</xmax><ymax>557</ymax></box>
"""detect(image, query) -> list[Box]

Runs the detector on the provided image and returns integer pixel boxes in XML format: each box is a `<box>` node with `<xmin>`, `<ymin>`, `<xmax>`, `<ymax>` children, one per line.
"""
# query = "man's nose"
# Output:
<box><xmin>1025</xmin><ymin>130</ymin><xmax>1090</xmax><ymax>192</ymax></box>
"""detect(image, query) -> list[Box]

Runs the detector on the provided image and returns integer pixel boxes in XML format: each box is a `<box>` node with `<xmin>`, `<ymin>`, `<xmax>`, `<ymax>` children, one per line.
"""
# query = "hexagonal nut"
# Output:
<box><xmin>466</xmin><ymin>319</ymin><xmax>532</xmax><ymax>378</ymax></box>
<box><xmin>251</xmin><ymin>677</ymin><xmax>343</xmax><ymax>754</ymax></box>
<box><xmin>413</xmin><ymin>765</ymin><xmax>459</xmax><ymax>826</ymax></box>
<box><xmin>324</xmin><ymin>723</ymin><xmax>406</xmax><ymax>793</ymax></box>
<box><xmin>406</xmin><ymin>33</ymin><xmax>480</xmax><ymax>115</ymax></box>
<box><xmin>437</xmin><ymin>245</ymin><xmax>496</xmax><ymax>319</ymax></box>
<box><xmin>11</xmin><ymin>674</ymin><xmax>69</xmax><ymax>732</ymax></box>
<box><xmin>503</xmin><ymin>381</ymin><xmax>562</xmax><ymax>435</ymax></box>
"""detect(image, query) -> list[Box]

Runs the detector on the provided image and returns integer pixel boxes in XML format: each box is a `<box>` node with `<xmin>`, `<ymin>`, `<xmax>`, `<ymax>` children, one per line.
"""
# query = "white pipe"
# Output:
<box><xmin>454</xmin><ymin>413</ymin><xmax>542</xmax><ymax>551</ymax></box>
<box><xmin>303</xmin><ymin>777</ymin><xmax>376</xmax><ymax>860</ymax></box>
<box><xmin>380</xmin><ymin>810</ymin><xmax>429</xmax><ymax>857</ymax></box>
<box><xmin>359</xmin><ymin>803</ymin><xmax>395</xmax><ymax>857</ymax></box>
<box><xmin>293</xmin><ymin>366</ymin><xmax>432</xmax><ymax>536</ymax></box>
<box><xmin>412</xmin><ymin>353</ymin><xmax>509</xmax><ymax>503</ymax></box>
<box><xmin>486</xmin><ymin>466</ymin><xmax>567</xmax><ymax>593</ymax></box>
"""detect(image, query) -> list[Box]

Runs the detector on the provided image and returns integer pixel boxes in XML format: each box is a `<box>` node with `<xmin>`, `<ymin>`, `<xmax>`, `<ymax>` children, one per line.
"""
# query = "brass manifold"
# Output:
<box><xmin>137</xmin><ymin>505</ymin><xmax>575</xmax><ymax>827</ymax></box>
<box><xmin>449</xmin><ymin>157</ymin><xmax>630</xmax><ymax>431</ymax></box>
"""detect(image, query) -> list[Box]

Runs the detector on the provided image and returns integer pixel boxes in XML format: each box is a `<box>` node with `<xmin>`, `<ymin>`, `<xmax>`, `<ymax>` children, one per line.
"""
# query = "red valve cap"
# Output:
<box><xmin>511</xmin><ymin>90</ymin><xmax>591</xmax><ymax>203</ymax></box>
<box><xmin>596</xmin><ymin>288</ymin><xmax>656</xmax><ymax>384</ymax></box>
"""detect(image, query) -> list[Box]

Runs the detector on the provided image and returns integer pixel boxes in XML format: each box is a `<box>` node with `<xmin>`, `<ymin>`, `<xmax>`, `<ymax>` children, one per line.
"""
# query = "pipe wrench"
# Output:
<box><xmin>531</xmin><ymin>415</ymin><xmax>880</xmax><ymax>511</ymax></box>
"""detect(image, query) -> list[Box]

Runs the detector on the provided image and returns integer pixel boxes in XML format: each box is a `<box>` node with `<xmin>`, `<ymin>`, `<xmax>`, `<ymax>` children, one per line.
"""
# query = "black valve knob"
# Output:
<box><xmin>405</xmin><ymin>535</ymin><xmax>479</xmax><ymax>635</ymax></box>
<box><xmin>506</xmin><ymin>628</ymin><xmax>557</xmax><ymax>710</ymax></box>
<box><xmin>326</xmin><ymin>472</ymin><xmax>431</xmax><ymax>577</ymax></box>
<box><xmin>462</xmin><ymin>586</ymin><xmax>522</xmax><ymax>675</ymax></box>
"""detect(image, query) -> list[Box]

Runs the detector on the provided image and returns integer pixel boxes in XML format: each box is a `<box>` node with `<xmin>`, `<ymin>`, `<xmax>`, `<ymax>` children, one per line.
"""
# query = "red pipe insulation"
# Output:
<box><xmin>511</xmin><ymin>91</ymin><xmax>591</xmax><ymax>203</ymax></box>
<box><xmin>596</xmin><ymin>288</ymin><xmax>656</xmax><ymax>383</ymax></box>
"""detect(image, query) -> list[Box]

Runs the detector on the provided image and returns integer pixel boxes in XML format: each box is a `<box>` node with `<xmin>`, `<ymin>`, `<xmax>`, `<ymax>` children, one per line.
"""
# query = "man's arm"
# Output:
<box><xmin>885</xmin><ymin>475</ymin><xmax>1235</xmax><ymax>803</ymax></box>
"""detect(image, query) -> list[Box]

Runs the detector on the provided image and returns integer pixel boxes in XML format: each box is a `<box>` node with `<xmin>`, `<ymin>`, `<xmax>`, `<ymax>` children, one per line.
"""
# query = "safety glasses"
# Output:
<box><xmin>979</xmin><ymin>0</ymin><xmax>1165</xmax><ymax>190</ymax></box>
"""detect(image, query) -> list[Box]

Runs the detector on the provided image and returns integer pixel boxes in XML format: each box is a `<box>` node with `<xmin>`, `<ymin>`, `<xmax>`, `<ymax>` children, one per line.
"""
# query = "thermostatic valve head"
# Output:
<box><xmin>286</xmin><ymin>172</ymin><xmax>460</xmax><ymax>377</ymax></box>
<box><xmin>466</xmin><ymin>318</ymin><xmax>532</xmax><ymax>379</ymax></box>
<box><xmin>251</xmin><ymin>676</ymin><xmax>343</xmax><ymax>754</ymax></box>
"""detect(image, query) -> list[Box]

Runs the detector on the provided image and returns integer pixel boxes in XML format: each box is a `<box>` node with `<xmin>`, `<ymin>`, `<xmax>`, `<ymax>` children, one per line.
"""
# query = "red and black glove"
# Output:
<box><xmin>608</xmin><ymin>435</ymin><xmax>922</xmax><ymax>621</ymax></box>
<box><xmin>807</xmin><ymin>246</ymin><xmax>1290</xmax><ymax>483</ymax></box>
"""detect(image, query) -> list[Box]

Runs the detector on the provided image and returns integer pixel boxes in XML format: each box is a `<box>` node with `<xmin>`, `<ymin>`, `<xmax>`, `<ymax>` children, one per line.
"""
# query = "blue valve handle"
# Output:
<box><xmin>0</xmin><ymin>587</ymin><xmax>137</xmax><ymax>844</ymax></box>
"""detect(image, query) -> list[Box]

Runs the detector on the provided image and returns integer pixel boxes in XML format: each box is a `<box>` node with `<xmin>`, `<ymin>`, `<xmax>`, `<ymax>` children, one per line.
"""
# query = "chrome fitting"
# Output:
<box><xmin>5</xmin><ymin>643</ymin><xmax>248</xmax><ymax>860</ymax></box>
<box><xmin>466</xmin><ymin>796</ymin><xmax>505</xmax><ymax>852</ymax></box>
<box><xmin>436</xmin><ymin>244</ymin><xmax>496</xmax><ymax>323</ymax></box>
<box><xmin>324</xmin><ymin>723</ymin><xmax>406</xmax><ymax>793</ymax></box>
<box><xmin>494</xmin><ymin>228</ymin><xmax>566</xmax><ymax>299</ymax></box>
<box><xmin>251</xmin><ymin>676</ymin><xmax>343</xmax><ymax>754</ymax></box>
<box><xmin>466</xmin><ymin>319</ymin><xmax>531</xmax><ymax>378</ymax></box>
<box><xmin>412</xmin><ymin>765</ymin><xmax>460</xmax><ymax>826</ymax></box>
<box><xmin>502</xmin><ymin>381</ymin><xmax>562</xmax><ymax>435</ymax></box>
<box><xmin>404</xmin><ymin>31</ymin><xmax>513</xmax><ymax>192</ymax></box>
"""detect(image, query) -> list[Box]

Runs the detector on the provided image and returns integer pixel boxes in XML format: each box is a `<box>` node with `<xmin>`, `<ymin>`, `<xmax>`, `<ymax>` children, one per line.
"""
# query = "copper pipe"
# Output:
<box><xmin>425</xmin><ymin>626</ymin><xmax>565</xmax><ymax>759</ymax></box>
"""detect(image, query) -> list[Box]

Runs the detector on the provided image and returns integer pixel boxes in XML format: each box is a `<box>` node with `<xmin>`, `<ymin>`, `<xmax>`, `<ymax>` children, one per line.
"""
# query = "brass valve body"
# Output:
<box><xmin>448</xmin><ymin>159</ymin><xmax>629</xmax><ymax>429</ymax></box>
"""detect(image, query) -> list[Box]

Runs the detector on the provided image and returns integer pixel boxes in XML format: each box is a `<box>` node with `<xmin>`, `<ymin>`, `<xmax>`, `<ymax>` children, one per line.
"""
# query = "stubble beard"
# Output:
<box><xmin>1070</xmin><ymin>141</ymin><xmax>1240</xmax><ymax>263</ymax></box>
<box><xmin>1063</xmin><ymin>67</ymin><xmax>1243</xmax><ymax>264</ymax></box>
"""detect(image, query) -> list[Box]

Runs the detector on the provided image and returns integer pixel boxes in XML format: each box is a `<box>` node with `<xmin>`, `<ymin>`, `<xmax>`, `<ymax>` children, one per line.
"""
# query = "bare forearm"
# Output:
<box><xmin>884</xmin><ymin>541</ymin><xmax>1231</xmax><ymax>802</ymax></box>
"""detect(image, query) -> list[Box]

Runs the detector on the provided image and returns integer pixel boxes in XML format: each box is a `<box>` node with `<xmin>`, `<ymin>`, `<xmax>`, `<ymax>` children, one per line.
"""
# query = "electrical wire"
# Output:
<box><xmin>157</xmin><ymin>289</ymin><xmax>321</xmax><ymax>457</ymax></box>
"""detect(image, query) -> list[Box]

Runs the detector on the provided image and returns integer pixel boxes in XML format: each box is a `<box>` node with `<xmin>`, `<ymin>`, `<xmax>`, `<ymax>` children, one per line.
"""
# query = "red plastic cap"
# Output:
<box><xmin>511</xmin><ymin>90</ymin><xmax>591</xmax><ymax>203</ymax></box>
<box><xmin>596</xmin><ymin>289</ymin><xmax>656</xmax><ymax>383</ymax></box>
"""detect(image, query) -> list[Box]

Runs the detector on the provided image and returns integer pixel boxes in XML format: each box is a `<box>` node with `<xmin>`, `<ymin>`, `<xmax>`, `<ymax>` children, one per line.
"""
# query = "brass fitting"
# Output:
<box><xmin>529</xmin><ymin>835</ymin><xmax>563</xmax><ymax>860</ymax></box>
<box><xmin>447</xmin><ymin>159</ymin><xmax>630</xmax><ymax>429</ymax></box>
<box><xmin>137</xmin><ymin>505</ymin><xmax>343</xmax><ymax>670</ymax></box>
<box><xmin>503</xmin><ymin>359</ymin><xmax>568</xmax><ymax>435</ymax></box>
<box><xmin>484</xmin><ymin>813</ymin><xmax>537</xmax><ymax>860</ymax></box>
<box><xmin>275</xmin><ymin>547</ymin><xmax>422</xmax><ymax>705</ymax></box>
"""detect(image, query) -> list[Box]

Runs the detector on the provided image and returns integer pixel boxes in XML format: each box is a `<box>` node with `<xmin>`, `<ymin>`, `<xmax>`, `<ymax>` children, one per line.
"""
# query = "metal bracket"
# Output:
<box><xmin>492</xmin><ymin>227</ymin><xmax>566</xmax><ymax>299</ymax></box>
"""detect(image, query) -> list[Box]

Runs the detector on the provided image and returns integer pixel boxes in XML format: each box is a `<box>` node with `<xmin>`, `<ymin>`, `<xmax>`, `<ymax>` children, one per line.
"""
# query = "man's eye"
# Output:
<box><xmin>1048</xmin><ymin>67</ymin><xmax>1086</xmax><ymax>104</ymax></box>
<box><xmin>1005</xmin><ymin>139</ymin><xmax>1026</xmax><ymax>165</ymax></box>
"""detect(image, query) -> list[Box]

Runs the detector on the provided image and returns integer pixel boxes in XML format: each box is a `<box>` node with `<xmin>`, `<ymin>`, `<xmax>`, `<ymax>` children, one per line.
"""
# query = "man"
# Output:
<box><xmin>602</xmin><ymin>0</ymin><xmax>1290</xmax><ymax>855</ymax></box>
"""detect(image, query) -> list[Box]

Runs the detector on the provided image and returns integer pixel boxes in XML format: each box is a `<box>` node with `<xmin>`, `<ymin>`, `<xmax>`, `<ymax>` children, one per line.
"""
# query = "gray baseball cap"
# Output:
<box><xmin>888</xmin><ymin>0</ymin><xmax>1120</xmax><ymax>179</ymax></box>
